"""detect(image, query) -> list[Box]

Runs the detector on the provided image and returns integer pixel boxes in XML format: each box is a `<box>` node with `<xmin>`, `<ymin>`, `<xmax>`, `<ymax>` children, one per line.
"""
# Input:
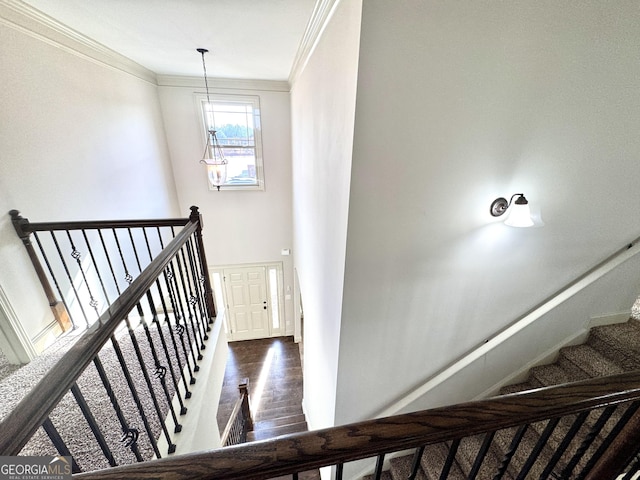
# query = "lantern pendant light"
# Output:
<box><xmin>197</xmin><ymin>48</ymin><xmax>227</xmax><ymax>191</ymax></box>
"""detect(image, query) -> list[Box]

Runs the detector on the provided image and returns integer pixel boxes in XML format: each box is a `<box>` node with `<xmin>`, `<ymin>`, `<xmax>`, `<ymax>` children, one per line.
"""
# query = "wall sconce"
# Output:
<box><xmin>490</xmin><ymin>193</ymin><xmax>534</xmax><ymax>227</ymax></box>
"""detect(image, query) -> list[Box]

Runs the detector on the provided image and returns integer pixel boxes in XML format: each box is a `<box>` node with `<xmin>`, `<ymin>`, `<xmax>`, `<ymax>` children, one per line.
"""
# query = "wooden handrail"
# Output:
<box><xmin>220</xmin><ymin>378</ymin><xmax>253</xmax><ymax>446</ymax></box>
<box><xmin>73</xmin><ymin>370</ymin><xmax>640</xmax><ymax>480</ymax></box>
<box><xmin>9</xmin><ymin>211</ymin><xmax>190</xmax><ymax>235</ymax></box>
<box><xmin>0</xmin><ymin>220</ymin><xmax>199</xmax><ymax>456</ymax></box>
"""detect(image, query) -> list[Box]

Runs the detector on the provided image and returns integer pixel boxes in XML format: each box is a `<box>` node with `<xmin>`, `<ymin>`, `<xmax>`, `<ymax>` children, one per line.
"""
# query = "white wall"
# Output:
<box><xmin>290</xmin><ymin>0</ymin><xmax>362</xmax><ymax>430</ymax></box>
<box><xmin>334</xmin><ymin>1</ymin><xmax>640</xmax><ymax>424</ymax></box>
<box><xmin>0</xmin><ymin>20</ymin><xmax>180</xmax><ymax>357</ymax></box>
<box><xmin>157</xmin><ymin>80</ymin><xmax>295</xmax><ymax>333</ymax></box>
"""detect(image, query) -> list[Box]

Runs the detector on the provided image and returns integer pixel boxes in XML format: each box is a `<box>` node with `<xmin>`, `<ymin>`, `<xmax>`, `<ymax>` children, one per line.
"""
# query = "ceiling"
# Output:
<box><xmin>21</xmin><ymin>0</ymin><xmax>318</xmax><ymax>81</ymax></box>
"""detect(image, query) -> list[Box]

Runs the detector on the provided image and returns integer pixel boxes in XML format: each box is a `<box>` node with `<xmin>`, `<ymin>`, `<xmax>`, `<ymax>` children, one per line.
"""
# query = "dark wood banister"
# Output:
<box><xmin>71</xmin><ymin>370</ymin><xmax>640</xmax><ymax>480</ymax></box>
<box><xmin>0</xmin><ymin>219</ymin><xmax>199</xmax><ymax>456</ymax></box>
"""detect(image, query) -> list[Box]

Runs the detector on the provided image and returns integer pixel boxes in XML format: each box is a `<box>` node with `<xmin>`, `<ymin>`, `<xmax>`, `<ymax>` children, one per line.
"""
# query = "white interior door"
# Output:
<box><xmin>224</xmin><ymin>266</ymin><xmax>271</xmax><ymax>341</ymax></box>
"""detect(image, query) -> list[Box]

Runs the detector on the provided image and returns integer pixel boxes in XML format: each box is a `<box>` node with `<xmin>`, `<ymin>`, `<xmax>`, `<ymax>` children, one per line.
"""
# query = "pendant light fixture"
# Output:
<box><xmin>197</xmin><ymin>48</ymin><xmax>227</xmax><ymax>191</ymax></box>
<box><xmin>490</xmin><ymin>193</ymin><xmax>535</xmax><ymax>227</ymax></box>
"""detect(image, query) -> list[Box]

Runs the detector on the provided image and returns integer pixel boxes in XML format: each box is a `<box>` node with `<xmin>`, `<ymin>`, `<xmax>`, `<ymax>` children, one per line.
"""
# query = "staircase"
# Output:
<box><xmin>217</xmin><ymin>337</ymin><xmax>310</xmax><ymax>441</ymax></box>
<box><xmin>365</xmin><ymin>318</ymin><xmax>640</xmax><ymax>480</ymax></box>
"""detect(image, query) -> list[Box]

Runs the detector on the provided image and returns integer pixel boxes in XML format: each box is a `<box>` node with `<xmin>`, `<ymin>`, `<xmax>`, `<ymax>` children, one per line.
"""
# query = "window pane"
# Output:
<box><xmin>199</xmin><ymin>95</ymin><xmax>263</xmax><ymax>190</ymax></box>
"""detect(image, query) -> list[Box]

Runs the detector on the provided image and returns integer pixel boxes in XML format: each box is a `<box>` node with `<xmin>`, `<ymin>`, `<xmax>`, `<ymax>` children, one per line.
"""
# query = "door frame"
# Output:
<box><xmin>210</xmin><ymin>262</ymin><xmax>286</xmax><ymax>341</ymax></box>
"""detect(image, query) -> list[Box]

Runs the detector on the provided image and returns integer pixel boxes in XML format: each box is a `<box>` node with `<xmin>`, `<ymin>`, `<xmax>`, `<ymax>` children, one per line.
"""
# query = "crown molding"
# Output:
<box><xmin>0</xmin><ymin>0</ymin><xmax>157</xmax><ymax>84</ymax></box>
<box><xmin>288</xmin><ymin>0</ymin><xmax>342</xmax><ymax>86</ymax></box>
<box><xmin>157</xmin><ymin>75</ymin><xmax>290</xmax><ymax>93</ymax></box>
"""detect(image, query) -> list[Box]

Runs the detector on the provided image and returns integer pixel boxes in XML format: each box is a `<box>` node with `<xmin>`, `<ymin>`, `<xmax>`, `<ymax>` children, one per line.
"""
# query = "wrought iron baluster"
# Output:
<box><xmin>142</xmin><ymin>291</ymin><xmax>183</xmax><ymax>432</ymax></box>
<box><xmin>70</xmin><ymin>382</ymin><xmax>117</xmax><ymax>467</ymax></box>
<box><xmin>373</xmin><ymin>454</ymin><xmax>385</xmax><ymax>480</ymax></box>
<box><xmin>469</xmin><ymin>431</ymin><xmax>495</xmax><ymax>479</ymax></box>
<box><xmin>515</xmin><ymin>417</ymin><xmax>560</xmax><ymax>480</ymax></box>
<box><xmin>112</xmin><ymin>228</ymin><xmax>136</xmax><ymax>291</ymax></box>
<box><xmin>494</xmin><ymin>425</ymin><xmax>527</xmax><ymax>480</ymax></box>
<box><xmin>81</xmin><ymin>229</ymin><xmax>111</xmax><ymax>307</ymax></box>
<box><xmin>186</xmin><ymin>236</ymin><xmax>210</xmax><ymax>336</ymax></box>
<box><xmin>576</xmin><ymin>402</ymin><xmax>640</xmax><ymax>480</ymax></box>
<box><xmin>109</xmin><ymin>334</ymin><xmax>162</xmax><ymax>459</ymax></box>
<box><xmin>98</xmin><ymin>229</ymin><xmax>124</xmax><ymax>297</ymax></box>
<box><xmin>123</xmin><ymin>316</ymin><xmax>176</xmax><ymax>454</ymax></box>
<box><xmin>335</xmin><ymin>462</ymin><xmax>344</xmax><ymax>480</ymax></box>
<box><xmin>169</xmin><ymin>258</ymin><xmax>202</xmax><ymax>366</ymax></box>
<box><xmin>561</xmin><ymin>405</ymin><xmax>616</xmax><ymax>479</ymax></box>
<box><xmin>440</xmin><ymin>439</ymin><xmax>460</xmax><ymax>480</ymax></box>
<box><xmin>42</xmin><ymin>417</ymin><xmax>82</xmax><ymax>473</ymax></box>
<box><xmin>50</xmin><ymin>231</ymin><xmax>91</xmax><ymax>327</ymax></box>
<box><xmin>538</xmin><ymin>411</ymin><xmax>590</xmax><ymax>480</ymax></box>
<box><xmin>92</xmin><ymin>356</ymin><xmax>144</xmax><ymax>462</ymax></box>
<box><xmin>142</xmin><ymin>228</ymin><xmax>188</xmax><ymax>414</ymax></box>
<box><xmin>622</xmin><ymin>455</ymin><xmax>640</xmax><ymax>480</ymax></box>
<box><xmin>176</xmin><ymin>245</ymin><xmax>205</xmax><ymax>354</ymax></box>
<box><xmin>33</xmin><ymin>232</ymin><xmax>76</xmax><ymax>329</ymax></box>
<box><xmin>188</xmin><ymin>233</ymin><xmax>212</xmax><ymax>325</ymax></box>
<box><xmin>66</xmin><ymin>230</ymin><xmax>100</xmax><ymax>320</ymax></box>
<box><xmin>189</xmin><ymin>206</ymin><xmax>216</xmax><ymax>319</ymax></box>
<box><xmin>408</xmin><ymin>445</ymin><xmax>425</xmax><ymax>480</ymax></box>
<box><xmin>162</xmin><ymin>266</ymin><xmax>195</xmax><ymax>394</ymax></box>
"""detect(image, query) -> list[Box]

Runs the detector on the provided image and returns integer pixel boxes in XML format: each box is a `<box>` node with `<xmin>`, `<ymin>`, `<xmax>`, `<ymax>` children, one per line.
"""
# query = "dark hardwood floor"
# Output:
<box><xmin>217</xmin><ymin>336</ymin><xmax>306</xmax><ymax>439</ymax></box>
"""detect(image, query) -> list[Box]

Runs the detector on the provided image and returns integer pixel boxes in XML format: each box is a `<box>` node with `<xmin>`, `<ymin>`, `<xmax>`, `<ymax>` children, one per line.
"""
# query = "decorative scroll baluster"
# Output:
<box><xmin>494</xmin><ymin>425</ymin><xmax>527</xmax><ymax>480</ymax></box>
<box><xmin>41</xmin><ymin>417</ymin><xmax>82</xmax><ymax>473</ymax></box>
<box><xmin>189</xmin><ymin>206</ymin><xmax>216</xmax><ymax>319</ymax></box>
<box><xmin>112</xmin><ymin>228</ymin><xmax>135</xmax><ymax>288</ymax></box>
<box><xmin>109</xmin><ymin>334</ymin><xmax>162</xmax><ymax>459</ymax></box>
<box><xmin>123</xmin><ymin>317</ymin><xmax>177</xmax><ymax>454</ymax></box>
<box><xmin>142</xmin><ymin>291</ymin><xmax>183</xmax><ymax>433</ymax></box>
<box><xmin>92</xmin><ymin>356</ymin><xmax>144</xmax><ymax>462</ymax></box>
<box><xmin>186</xmin><ymin>237</ymin><xmax>211</xmax><ymax>336</ymax></box>
<box><xmin>561</xmin><ymin>405</ymin><xmax>616</xmax><ymax>479</ymax></box>
<box><xmin>169</xmin><ymin>258</ymin><xmax>202</xmax><ymax>366</ymax></box>
<box><xmin>162</xmin><ymin>267</ymin><xmax>194</xmax><ymax>394</ymax></box>
<box><xmin>539</xmin><ymin>411</ymin><xmax>590</xmax><ymax>479</ymax></box>
<box><xmin>175</xmin><ymin>246</ymin><xmax>205</xmax><ymax>355</ymax></box>
<box><xmin>70</xmin><ymin>382</ymin><xmax>117</xmax><ymax>467</ymax></box>
<box><xmin>50</xmin><ymin>231</ymin><xmax>92</xmax><ymax>327</ymax></box>
<box><xmin>67</xmin><ymin>231</ymin><xmax>100</xmax><ymax>319</ymax></box>
<box><xmin>81</xmin><ymin>229</ymin><xmax>111</xmax><ymax>307</ymax></box>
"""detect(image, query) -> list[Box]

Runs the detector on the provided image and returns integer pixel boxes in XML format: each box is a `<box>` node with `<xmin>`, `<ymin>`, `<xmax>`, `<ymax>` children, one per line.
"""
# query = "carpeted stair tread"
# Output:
<box><xmin>389</xmin><ymin>455</ymin><xmax>427</xmax><ymax>480</ymax></box>
<box><xmin>454</xmin><ymin>433</ymin><xmax>510</xmax><ymax>479</ymax></box>
<box><xmin>558</xmin><ymin>344</ymin><xmax>625</xmax><ymax>379</ymax></box>
<box><xmin>499</xmin><ymin>381</ymin><xmax>536</xmax><ymax>396</ymax></box>
<box><xmin>420</xmin><ymin>443</ymin><xmax>466</xmax><ymax>479</ymax></box>
<box><xmin>587</xmin><ymin>319</ymin><xmax>640</xmax><ymax>370</ymax></box>
<box><xmin>491</xmin><ymin>424</ymin><xmax>557</xmax><ymax>480</ymax></box>
<box><xmin>528</xmin><ymin>364</ymin><xmax>576</xmax><ymax>388</ymax></box>
<box><xmin>362</xmin><ymin>470</ymin><xmax>393</xmax><ymax>480</ymax></box>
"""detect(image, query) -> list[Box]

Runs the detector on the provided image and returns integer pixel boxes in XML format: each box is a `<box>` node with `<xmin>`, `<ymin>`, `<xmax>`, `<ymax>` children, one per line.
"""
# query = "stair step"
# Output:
<box><xmin>587</xmin><ymin>319</ymin><xmax>640</xmax><ymax>371</ymax></box>
<box><xmin>254</xmin><ymin>413</ymin><xmax>306</xmax><ymax>430</ymax></box>
<box><xmin>420</xmin><ymin>443</ymin><xmax>465</xmax><ymax>479</ymax></box>
<box><xmin>362</xmin><ymin>470</ymin><xmax>393</xmax><ymax>480</ymax></box>
<box><xmin>249</xmin><ymin>421</ymin><xmax>308</xmax><ymax>441</ymax></box>
<box><xmin>453</xmin><ymin>434</ymin><xmax>507</xmax><ymax>479</ymax></box>
<box><xmin>557</xmin><ymin>344</ymin><xmax>624</xmax><ymax>379</ymax></box>
<box><xmin>389</xmin><ymin>455</ymin><xmax>427</xmax><ymax>480</ymax></box>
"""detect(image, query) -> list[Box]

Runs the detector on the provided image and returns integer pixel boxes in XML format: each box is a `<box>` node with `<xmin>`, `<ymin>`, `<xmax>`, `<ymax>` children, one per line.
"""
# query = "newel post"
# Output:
<box><xmin>239</xmin><ymin>378</ymin><xmax>253</xmax><ymax>432</ymax></box>
<box><xmin>189</xmin><ymin>206</ymin><xmax>216</xmax><ymax>320</ymax></box>
<box><xmin>9</xmin><ymin>210</ymin><xmax>72</xmax><ymax>332</ymax></box>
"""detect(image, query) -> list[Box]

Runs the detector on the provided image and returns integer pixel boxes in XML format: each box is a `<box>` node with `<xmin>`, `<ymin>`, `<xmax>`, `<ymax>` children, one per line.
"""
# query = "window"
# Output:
<box><xmin>198</xmin><ymin>94</ymin><xmax>264</xmax><ymax>190</ymax></box>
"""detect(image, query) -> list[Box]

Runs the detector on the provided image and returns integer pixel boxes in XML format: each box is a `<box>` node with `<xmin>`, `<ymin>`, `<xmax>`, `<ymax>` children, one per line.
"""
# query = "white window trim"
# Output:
<box><xmin>195</xmin><ymin>93</ymin><xmax>265</xmax><ymax>191</ymax></box>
